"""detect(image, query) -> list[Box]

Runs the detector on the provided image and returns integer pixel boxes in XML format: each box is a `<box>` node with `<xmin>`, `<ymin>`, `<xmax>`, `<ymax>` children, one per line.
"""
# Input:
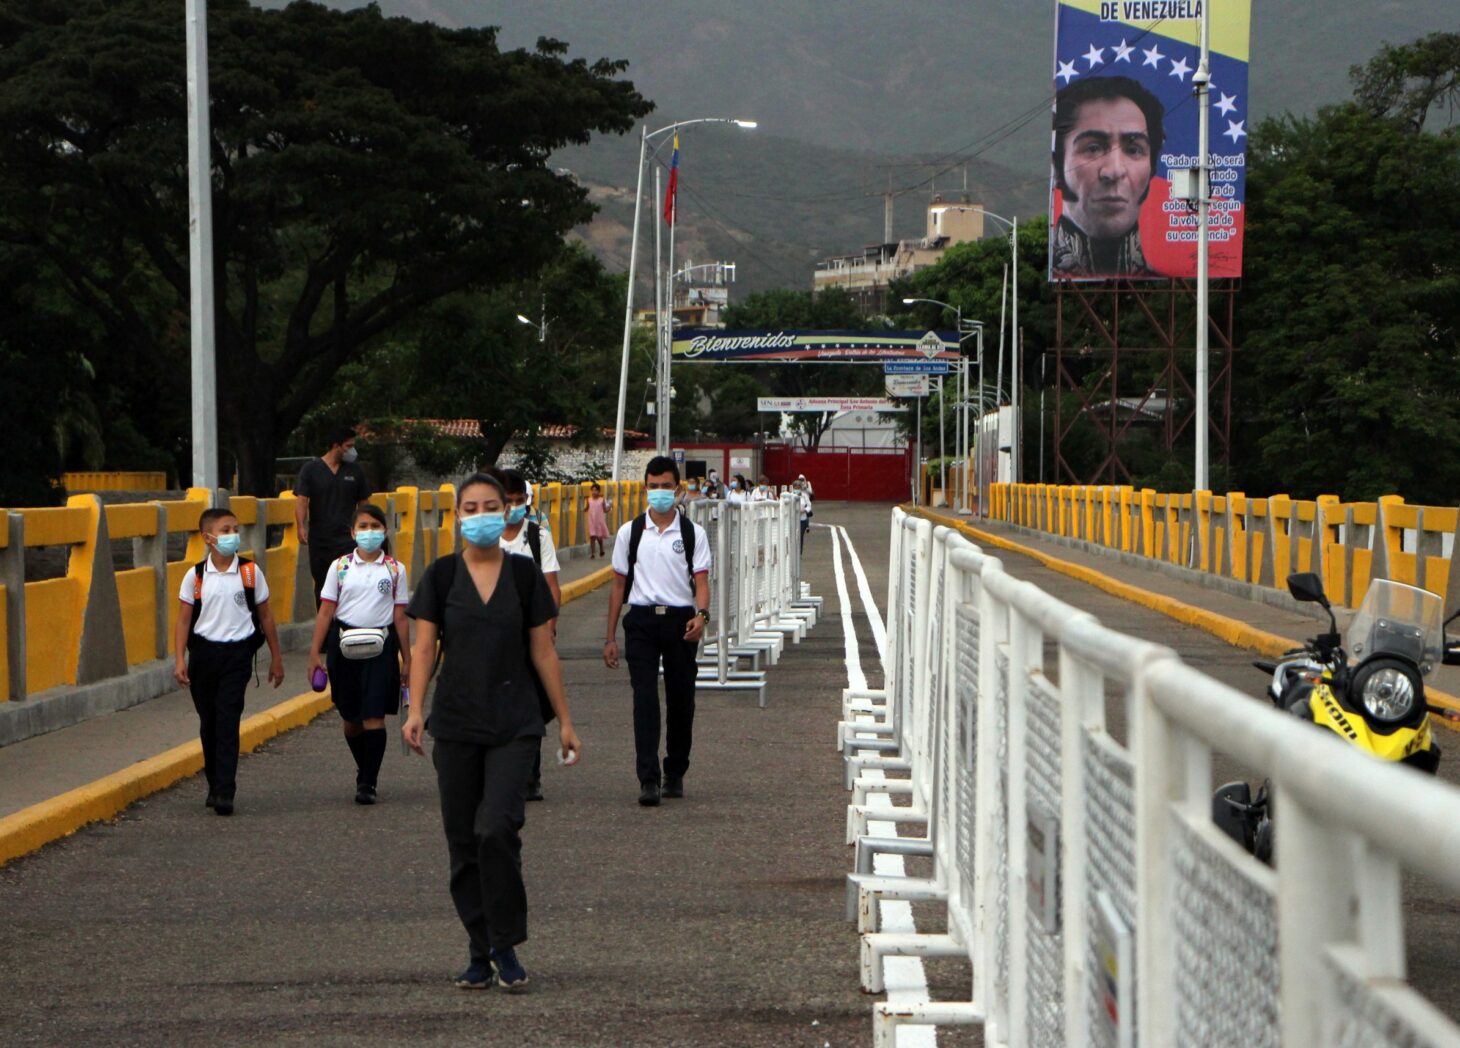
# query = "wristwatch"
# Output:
<box><xmin>696</xmin><ymin>609</ymin><xmax>711</xmax><ymax>623</ymax></box>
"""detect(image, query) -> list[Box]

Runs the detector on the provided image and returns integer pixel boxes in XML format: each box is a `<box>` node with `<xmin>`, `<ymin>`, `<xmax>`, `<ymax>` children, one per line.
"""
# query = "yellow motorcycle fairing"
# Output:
<box><xmin>1306</xmin><ymin>680</ymin><xmax>1435</xmax><ymax>762</ymax></box>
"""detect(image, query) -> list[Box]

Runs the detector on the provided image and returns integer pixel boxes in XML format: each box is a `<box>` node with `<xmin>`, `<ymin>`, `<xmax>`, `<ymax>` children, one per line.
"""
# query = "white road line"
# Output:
<box><xmin>830</xmin><ymin>524</ymin><xmax>867</xmax><ymax>691</ymax></box>
<box><xmin>834</xmin><ymin>523</ymin><xmax>935</xmax><ymax>1048</ymax></box>
<box><xmin>839</xmin><ymin>527</ymin><xmax>887</xmax><ymax>672</ymax></box>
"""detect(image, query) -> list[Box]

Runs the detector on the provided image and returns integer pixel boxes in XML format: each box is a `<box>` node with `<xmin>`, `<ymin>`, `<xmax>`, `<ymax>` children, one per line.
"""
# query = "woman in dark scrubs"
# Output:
<box><xmin>402</xmin><ymin>472</ymin><xmax>582</xmax><ymax>993</ymax></box>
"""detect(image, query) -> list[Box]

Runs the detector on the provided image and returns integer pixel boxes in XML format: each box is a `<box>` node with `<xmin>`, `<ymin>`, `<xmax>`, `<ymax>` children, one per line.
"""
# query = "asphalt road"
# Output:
<box><xmin>2</xmin><ymin>502</ymin><xmax>1455</xmax><ymax>1046</ymax></box>
<box><xmin>0</xmin><ymin>507</ymin><xmax>893</xmax><ymax>1048</ymax></box>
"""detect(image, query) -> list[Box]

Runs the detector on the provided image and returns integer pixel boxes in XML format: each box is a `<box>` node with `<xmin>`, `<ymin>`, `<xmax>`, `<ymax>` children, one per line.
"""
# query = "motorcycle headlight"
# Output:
<box><xmin>1352</xmin><ymin>658</ymin><xmax>1420</xmax><ymax>724</ymax></box>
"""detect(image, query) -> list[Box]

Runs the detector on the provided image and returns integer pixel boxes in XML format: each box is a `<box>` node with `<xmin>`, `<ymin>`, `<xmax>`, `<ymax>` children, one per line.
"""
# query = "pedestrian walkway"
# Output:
<box><xmin>0</xmin><ymin>511</ymin><xmax>900</xmax><ymax>1047</ymax></box>
<box><xmin>0</xmin><ymin>550</ymin><xmax>612</xmax><ymax>821</ymax></box>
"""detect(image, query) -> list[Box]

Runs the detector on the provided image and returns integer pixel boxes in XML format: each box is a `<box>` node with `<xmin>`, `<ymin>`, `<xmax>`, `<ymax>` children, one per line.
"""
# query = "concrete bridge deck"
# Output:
<box><xmin>2</xmin><ymin>502</ymin><xmax>1458</xmax><ymax>1046</ymax></box>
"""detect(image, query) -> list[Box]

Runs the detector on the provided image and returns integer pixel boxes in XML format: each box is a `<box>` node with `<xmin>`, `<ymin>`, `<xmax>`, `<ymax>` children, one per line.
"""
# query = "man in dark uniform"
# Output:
<box><xmin>293</xmin><ymin>426</ymin><xmax>372</xmax><ymax>604</ymax></box>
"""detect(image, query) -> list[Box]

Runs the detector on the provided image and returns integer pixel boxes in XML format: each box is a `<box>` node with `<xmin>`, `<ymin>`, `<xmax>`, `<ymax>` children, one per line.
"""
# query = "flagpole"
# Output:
<box><xmin>653</xmin><ymin>165</ymin><xmax>665</xmax><ymax>456</ymax></box>
<box><xmin>664</xmin><ymin>139</ymin><xmax>677</xmax><ymax>459</ymax></box>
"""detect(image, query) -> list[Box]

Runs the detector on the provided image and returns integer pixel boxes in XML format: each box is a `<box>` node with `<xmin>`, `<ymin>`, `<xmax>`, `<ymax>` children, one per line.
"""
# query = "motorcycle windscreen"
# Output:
<box><xmin>1347</xmin><ymin>580</ymin><xmax>1444</xmax><ymax>674</ymax></box>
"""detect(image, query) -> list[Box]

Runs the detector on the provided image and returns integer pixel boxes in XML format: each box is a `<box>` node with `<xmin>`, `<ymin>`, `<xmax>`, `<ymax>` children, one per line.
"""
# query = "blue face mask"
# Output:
<box><xmin>214</xmin><ymin>533</ymin><xmax>241</xmax><ymax>556</ymax></box>
<box><xmin>461</xmin><ymin>512</ymin><xmax>506</xmax><ymax>547</ymax></box>
<box><xmin>506</xmin><ymin>505</ymin><xmax>528</xmax><ymax>526</ymax></box>
<box><xmin>355</xmin><ymin>529</ymin><xmax>386</xmax><ymax>552</ymax></box>
<box><xmin>646</xmin><ymin>489</ymin><xmax>677</xmax><ymax>513</ymax></box>
<box><xmin>730</xmin><ymin>481</ymin><xmax>740</xmax><ymax>490</ymax></box>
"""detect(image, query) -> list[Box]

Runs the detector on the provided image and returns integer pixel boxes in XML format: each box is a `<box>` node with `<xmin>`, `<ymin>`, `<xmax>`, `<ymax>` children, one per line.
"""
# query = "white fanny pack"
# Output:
<box><xmin>338</xmin><ymin>627</ymin><xmax>388</xmax><ymax>660</ymax></box>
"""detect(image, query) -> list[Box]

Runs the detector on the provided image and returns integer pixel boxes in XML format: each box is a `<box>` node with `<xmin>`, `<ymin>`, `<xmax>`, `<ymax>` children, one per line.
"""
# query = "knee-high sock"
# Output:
<box><xmin>345</xmin><ymin>730</ymin><xmax>367</xmax><ymax>781</ymax></box>
<box><xmin>359</xmin><ymin>728</ymin><xmax>388</xmax><ymax>788</ymax></box>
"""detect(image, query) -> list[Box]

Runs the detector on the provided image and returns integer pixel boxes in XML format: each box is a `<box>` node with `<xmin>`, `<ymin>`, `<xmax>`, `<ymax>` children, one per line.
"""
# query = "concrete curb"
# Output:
<box><xmin>915</xmin><ymin>508</ymin><xmax>1460</xmax><ymax>728</ymax></box>
<box><xmin>0</xmin><ymin>563</ymin><xmax>617</xmax><ymax>868</ymax></box>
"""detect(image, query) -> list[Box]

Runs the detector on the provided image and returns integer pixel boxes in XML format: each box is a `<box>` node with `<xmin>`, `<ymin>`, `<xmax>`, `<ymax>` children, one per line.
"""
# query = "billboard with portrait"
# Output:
<box><xmin>1048</xmin><ymin>0</ymin><xmax>1251</xmax><ymax>281</ymax></box>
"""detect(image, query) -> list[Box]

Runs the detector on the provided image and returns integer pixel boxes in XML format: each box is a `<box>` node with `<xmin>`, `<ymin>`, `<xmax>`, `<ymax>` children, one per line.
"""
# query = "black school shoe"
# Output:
<box><xmin>204</xmin><ymin>790</ymin><xmax>217</xmax><ymax>810</ymax></box>
<box><xmin>523</xmin><ymin>779</ymin><xmax>544</xmax><ymax>803</ymax></box>
<box><xmin>662</xmin><ymin>777</ymin><xmax>684</xmax><ymax>799</ymax></box>
<box><xmin>213</xmin><ymin>794</ymin><xmax>234</xmax><ymax>817</ymax></box>
<box><xmin>355</xmin><ymin>784</ymin><xmax>377</xmax><ymax>806</ymax></box>
<box><xmin>638</xmin><ymin>781</ymin><xmax>661</xmax><ymax>807</ymax></box>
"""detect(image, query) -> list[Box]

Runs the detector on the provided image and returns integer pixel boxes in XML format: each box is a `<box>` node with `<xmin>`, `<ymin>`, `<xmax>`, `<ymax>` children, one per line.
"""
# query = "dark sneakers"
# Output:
<box><xmin>355</xmin><ymin>784</ymin><xmax>378</xmax><ymax>806</ymax></box>
<box><xmin>662</xmin><ymin>777</ymin><xmax>684</xmax><ymax>799</ymax></box>
<box><xmin>523</xmin><ymin>779</ymin><xmax>544</xmax><ymax>803</ymax></box>
<box><xmin>213</xmin><ymin>794</ymin><xmax>234</xmax><ymax>817</ymax></box>
<box><xmin>638</xmin><ymin>781</ymin><xmax>661</xmax><ymax>807</ymax></box>
<box><xmin>204</xmin><ymin>791</ymin><xmax>217</xmax><ymax>810</ymax></box>
<box><xmin>454</xmin><ymin>962</ymin><xmax>494</xmax><ymax>990</ymax></box>
<box><xmin>490</xmin><ymin>947</ymin><xmax>530</xmax><ymax>993</ymax></box>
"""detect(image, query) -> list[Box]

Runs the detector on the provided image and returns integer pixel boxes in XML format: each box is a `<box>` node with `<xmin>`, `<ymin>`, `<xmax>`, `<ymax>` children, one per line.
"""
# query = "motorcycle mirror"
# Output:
<box><xmin>1286</xmin><ymin>572</ymin><xmax>1329</xmax><ymax>607</ymax></box>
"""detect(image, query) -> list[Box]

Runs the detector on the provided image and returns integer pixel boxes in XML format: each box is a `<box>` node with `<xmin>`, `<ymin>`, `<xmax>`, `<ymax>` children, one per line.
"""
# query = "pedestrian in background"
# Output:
<box><xmin>726</xmin><ymin>474</ymin><xmax>749</xmax><ymax>504</ymax></box>
<box><xmin>306</xmin><ymin>504</ymin><xmax>410</xmax><ymax>805</ymax></box>
<box><xmin>584</xmin><ymin>481</ymin><xmax>611</xmax><ymax>558</ymax></box>
<box><xmin>793</xmin><ymin>478</ymin><xmax>813</xmax><ymax>553</ymax></box>
<box><xmin>174</xmin><ymin>507</ymin><xmax>285</xmax><ymax>816</ymax></box>
<box><xmin>403</xmin><ymin>472</ymin><xmax>581</xmax><ymax>993</ymax></box>
<box><xmin>751</xmin><ymin>474</ymin><xmax>775</xmax><ymax>502</ymax></box>
<box><xmin>294</xmin><ymin>426</ymin><xmax>372</xmax><ymax>605</ymax></box>
<box><xmin>498</xmin><ymin>468</ymin><xmax>562</xmax><ymax>803</ymax></box>
<box><xmin>603</xmin><ymin>456</ymin><xmax>711</xmax><ymax>807</ymax></box>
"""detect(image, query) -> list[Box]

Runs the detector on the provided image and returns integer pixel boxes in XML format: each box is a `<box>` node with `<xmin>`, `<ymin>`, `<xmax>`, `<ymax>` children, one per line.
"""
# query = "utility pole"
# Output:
<box><xmin>1194</xmin><ymin>1</ymin><xmax>1212</xmax><ymax>493</ymax></box>
<box><xmin>185</xmin><ymin>0</ymin><xmax>219</xmax><ymax>490</ymax></box>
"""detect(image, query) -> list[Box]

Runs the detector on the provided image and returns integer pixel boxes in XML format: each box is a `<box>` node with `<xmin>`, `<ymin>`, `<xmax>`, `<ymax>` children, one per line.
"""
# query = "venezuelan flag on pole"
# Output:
<box><xmin>663</xmin><ymin>132</ymin><xmax>679</xmax><ymax>226</ymax></box>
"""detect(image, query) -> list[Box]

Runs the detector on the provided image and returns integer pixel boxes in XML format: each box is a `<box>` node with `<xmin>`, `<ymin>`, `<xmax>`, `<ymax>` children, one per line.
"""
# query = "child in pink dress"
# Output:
<box><xmin>585</xmin><ymin>483</ymin><xmax>611</xmax><ymax>558</ymax></box>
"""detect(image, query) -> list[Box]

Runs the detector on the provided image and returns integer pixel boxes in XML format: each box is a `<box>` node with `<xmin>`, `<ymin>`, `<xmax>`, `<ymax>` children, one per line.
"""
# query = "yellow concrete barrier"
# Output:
<box><xmin>986</xmin><ymin>483</ymin><xmax>1460</xmax><ymax>611</ymax></box>
<box><xmin>62</xmin><ymin>471</ymin><xmax>168</xmax><ymax>492</ymax></box>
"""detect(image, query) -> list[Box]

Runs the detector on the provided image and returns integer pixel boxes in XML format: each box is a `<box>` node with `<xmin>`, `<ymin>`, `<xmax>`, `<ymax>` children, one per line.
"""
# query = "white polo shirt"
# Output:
<box><xmin>613</xmin><ymin>511</ymin><xmax>711</xmax><ymax>607</ymax></box>
<box><xmin>501</xmin><ymin>522</ymin><xmax>560</xmax><ymax>575</ymax></box>
<box><xmin>178</xmin><ymin>555</ymin><xmax>271</xmax><ymax>642</ymax></box>
<box><xmin>320</xmin><ymin>551</ymin><xmax>409</xmax><ymax>628</ymax></box>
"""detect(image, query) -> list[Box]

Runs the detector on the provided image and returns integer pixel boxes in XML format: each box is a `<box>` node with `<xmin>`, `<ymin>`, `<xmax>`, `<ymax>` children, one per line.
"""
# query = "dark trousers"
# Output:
<box><xmin>623</xmin><ymin>606</ymin><xmax>699</xmax><ymax>786</ymax></box>
<box><xmin>800</xmin><ymin>518</ymin><xmax>810</xmax><ymax>552</ymax></box>
<box><xmin>308</xmin><ymin>542</ymin><xmax>353</xmax><ymax>606</ymax></box>
<box><xmin>187</xmin><ymin>638</ymin><xmax>253</xmax><ymax>799</ymax></box>
<box><xmin>433</xmin><ymin>736</ymin><xmax>538</xmax><ymax>962</ymax></box>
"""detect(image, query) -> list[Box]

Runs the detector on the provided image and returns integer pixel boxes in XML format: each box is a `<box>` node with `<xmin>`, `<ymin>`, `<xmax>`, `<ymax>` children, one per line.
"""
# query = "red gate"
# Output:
<box><xmin>762</xmin><ymin>445</ymin><xmax>912</xmax><ymax>502</ymax></box>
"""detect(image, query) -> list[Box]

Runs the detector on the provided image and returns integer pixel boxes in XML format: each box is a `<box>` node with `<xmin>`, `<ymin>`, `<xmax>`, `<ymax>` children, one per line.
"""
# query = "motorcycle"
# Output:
<box><xmin>1213</xmin><ymin>571</ymin><xmax>1459</xmax><ymax>863</ymax></box>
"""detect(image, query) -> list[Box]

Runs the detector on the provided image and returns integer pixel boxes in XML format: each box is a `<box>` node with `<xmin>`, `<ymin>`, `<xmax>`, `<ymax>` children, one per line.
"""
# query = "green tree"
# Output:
<box><xmin>1233</xmin><ymin>35</ymin><xmax>1460</xmax><ymax>500</ymax></box>
<box><xmin>0</xmin><ymin>0</ymin><xmax>651</xmax><ymax>493</ymax></box>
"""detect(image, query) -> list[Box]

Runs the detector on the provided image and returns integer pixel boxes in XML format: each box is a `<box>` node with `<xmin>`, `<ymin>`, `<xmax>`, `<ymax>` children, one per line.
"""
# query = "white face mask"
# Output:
<box><xmin>341</xmin><ymin>446</ymin><xmax>359</xmax><ymax>464</ymax></box>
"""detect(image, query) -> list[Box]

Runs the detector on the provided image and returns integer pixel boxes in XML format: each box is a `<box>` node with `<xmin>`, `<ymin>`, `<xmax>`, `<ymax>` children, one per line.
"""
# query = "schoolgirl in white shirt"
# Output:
<box><xmin>307</xmin><ymin>504</ymin><xmax>411</xmax><ymax>804</ymax></box>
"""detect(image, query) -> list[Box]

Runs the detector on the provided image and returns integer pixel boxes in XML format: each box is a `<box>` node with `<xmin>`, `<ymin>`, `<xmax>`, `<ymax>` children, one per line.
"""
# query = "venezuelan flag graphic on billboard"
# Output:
<box><xmin>1049</xmin><ymin>0</ymin><xmax>1251</xmax><ymax>281</ymax></box>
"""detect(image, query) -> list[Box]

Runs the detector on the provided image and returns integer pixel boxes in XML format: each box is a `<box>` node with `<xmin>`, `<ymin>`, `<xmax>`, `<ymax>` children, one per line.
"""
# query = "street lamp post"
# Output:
<box><xmin>916</xmin><ymin>206</ymin><xmax>1020</xmax><ymax>484</ymax></box>
<box><xmin>515</xmin><ymin>295</ymin><xmax>550</xmax><ymax>343</ymax></box>
<box><xmin>1194</xmin><ymin>1</ymin><xmax>1212</xmax><ymax>494</ymax></box>
<box><xmin>610</xmin><ymin>117</ymin><xmax>755</xmax><ymax>481</ymax></box>
<box><xmin>903</xmin><ymin>297</ymin><xmax>983</xmax><ymax>513</ymax></box>
<box><xmin>185</xmin><ymin>0</ymin><xmax>219</xmax><ymax>490</ymax></box>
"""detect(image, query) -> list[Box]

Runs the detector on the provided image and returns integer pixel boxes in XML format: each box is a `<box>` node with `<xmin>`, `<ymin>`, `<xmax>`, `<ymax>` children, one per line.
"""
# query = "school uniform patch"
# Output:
<box><xmin>377</xmin><ymin>578</ymin><xmax>393</xmax><ymax>595</ymax></box>
<box><xmin>233</xmin><ymin>590</ymin><xmax>248</xmax><ymax>608</ymax></box>
<box><xmin>672</xmin><ymin>539</ymin><xmax>685</xmax><ymax>554</ymax></box>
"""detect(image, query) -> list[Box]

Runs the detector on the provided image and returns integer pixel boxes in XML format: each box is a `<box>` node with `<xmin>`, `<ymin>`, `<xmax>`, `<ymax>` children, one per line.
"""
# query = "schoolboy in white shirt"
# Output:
<box><xmin>174</xmin><ymin>507</ymin><xmax>285</xmax><ymax>815</ymax></box>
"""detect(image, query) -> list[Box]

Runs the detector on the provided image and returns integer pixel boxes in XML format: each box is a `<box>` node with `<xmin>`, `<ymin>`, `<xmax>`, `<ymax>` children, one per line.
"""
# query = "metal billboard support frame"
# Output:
<box><xmin>1051</xmin><ymin>278</ymin><xmax>1236</xmax><ymax>486</ymax></box>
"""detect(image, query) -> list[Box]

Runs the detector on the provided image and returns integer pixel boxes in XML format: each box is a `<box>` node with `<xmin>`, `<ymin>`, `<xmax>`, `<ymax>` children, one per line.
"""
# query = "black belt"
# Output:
<box><xmin>628</xmin><ymin>604</ymin><xmax>695</xmax><ymax>616</ymax></box>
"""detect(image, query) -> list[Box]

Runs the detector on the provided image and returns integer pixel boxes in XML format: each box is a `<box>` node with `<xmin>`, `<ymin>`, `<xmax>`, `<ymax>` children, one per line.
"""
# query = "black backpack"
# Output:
<box><xmin>188</xmin><ymin>558</ymin><xmax>265</xmax><ymax>654</ymax></box>
<box><xmin>525</xmin><ymin>521</ymin><xmax>543</xmax><ymax>566</ymax></box>
<box><xmin>424</xmin><ymin>552</ymin><xmax>556</xmax><ymax>725</ymax></box>
<box><xmin>622</xmin><ymin>511</ymin><xmax>697</xmax><ymax>604</ymax></box>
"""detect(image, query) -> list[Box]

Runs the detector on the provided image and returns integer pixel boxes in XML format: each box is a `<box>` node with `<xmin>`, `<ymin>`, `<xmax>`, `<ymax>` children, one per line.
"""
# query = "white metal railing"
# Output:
<box><xmin>848</xmin><ymin>507</ymin><xmax>1460</xmax><ymax>1047</ymax></box>
<box><xmin>687</xmin><ymin>495</ymin><xmax>819</xmax><ymax>706</ymax></box>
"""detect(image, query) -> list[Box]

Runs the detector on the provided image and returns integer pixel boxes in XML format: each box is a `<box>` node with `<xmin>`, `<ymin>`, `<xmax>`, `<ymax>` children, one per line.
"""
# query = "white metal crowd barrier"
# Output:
<box><xmin>687</xmin><ymin>495</ymin><xmax>820</xmax><ymax>707</ymax></box>
<box><xmin>846</xmin><ymin>507</ymin><xmax>1460</xmax><ymax>1047</ymax></box>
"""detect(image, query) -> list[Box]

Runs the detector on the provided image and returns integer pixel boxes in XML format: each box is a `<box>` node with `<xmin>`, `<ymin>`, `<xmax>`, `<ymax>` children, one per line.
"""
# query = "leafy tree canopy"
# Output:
<box><xmin>0</xmin><ymin>0</ymin><xmax>651</xmax><ymax>493</ymax></box>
